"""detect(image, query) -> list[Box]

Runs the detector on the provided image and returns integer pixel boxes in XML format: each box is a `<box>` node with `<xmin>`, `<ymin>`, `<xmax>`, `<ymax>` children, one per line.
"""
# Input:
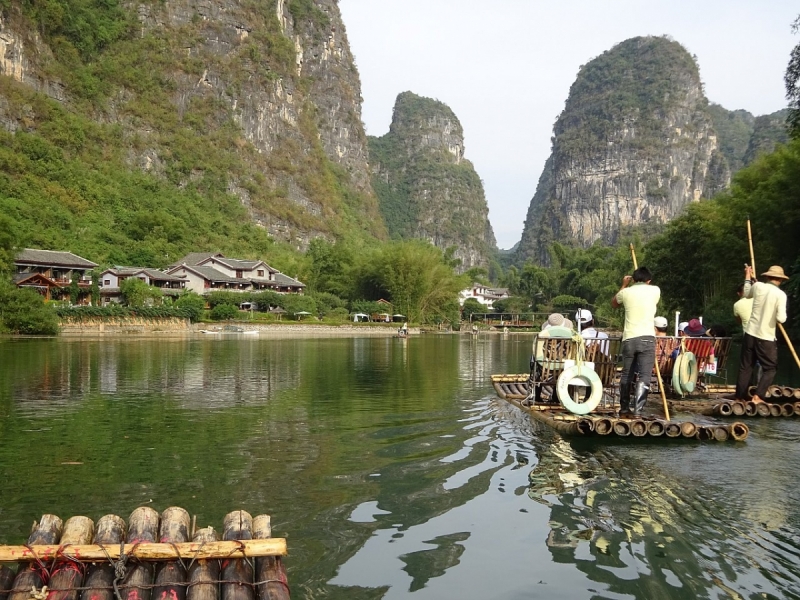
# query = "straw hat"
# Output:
<box><xmin>547</xmin><ymin>313</ymin><xmax>565</xmax><ymax>327</ymax></box>
<box><xmin>761</xmin><ymin>265</ymin><xmax>789</xmax><ymax>280</ymax></box>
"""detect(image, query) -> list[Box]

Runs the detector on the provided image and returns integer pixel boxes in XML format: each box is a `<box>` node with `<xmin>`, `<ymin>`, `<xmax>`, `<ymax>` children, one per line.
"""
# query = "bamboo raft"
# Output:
<box><xmin>670</xmin><ymin>399</ymin><xmax>800</xmax><ymax>418</ymax></box>
<box><xmin>0</xmin><ymin>507</ymin><xmax>290</xmax><ymax>600</ymax></box>
<box><xmin>493</xmin><ymin>374</ymin><xmax>749</xmax><ymax>441</ymax></box>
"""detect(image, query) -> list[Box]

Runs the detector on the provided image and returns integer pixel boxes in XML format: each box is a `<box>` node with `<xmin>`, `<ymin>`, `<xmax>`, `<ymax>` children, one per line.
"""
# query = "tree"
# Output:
<box><xmin>786</xmin><ymin>15</ymin><xmax>800</xmax><ymax>138</ymax></box>
<box><xmin>91</xmin><ymin>271</ymin><xmax>100</xmax><ymax>306</ymax></box>
<box><xmin>461</xmin><ymin>298</ymin><xmax>485</xmax><ymax>321</ymax></box>
<box><xmin>69</xmin><ymin>272</ymin><xmax>81</xmax><ymax>306</ymax></box>
<box><xmin>361</xmin><ymin>240</ymin><xmax>467</xmax><ymax>324</ymax></box>
<box><xmin>175</xmin><ymin>292</ymin><xmax>206</xmax><ymax>322</ymax></box>
<box><xmin>210</xmin><ymin>303</ymin><xmax>238</xmax><ymax>321</ymax></box>
<box><xmin>0</xmin><ymin>283</ymin><xmax>59</xmax><ymax>335</ymax></box>
<box><xmin>493</xmin><ymin>296</ymin><xmax>530</xmax><ymax>314</ymax></box>
<box><xmin>120</xmin><ymin>277</ymin><xmax>161</xmax><ymax>307</ymax></box>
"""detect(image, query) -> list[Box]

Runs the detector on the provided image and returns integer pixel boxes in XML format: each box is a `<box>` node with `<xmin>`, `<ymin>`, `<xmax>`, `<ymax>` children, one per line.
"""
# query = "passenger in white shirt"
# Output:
<box><xmin>575</xmin><ymin>309</ymin><xmax>609</xmax><ymax>355</ymax></box>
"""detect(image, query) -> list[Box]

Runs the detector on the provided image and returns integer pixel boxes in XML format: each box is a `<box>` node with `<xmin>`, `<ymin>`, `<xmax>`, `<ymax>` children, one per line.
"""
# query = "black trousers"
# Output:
<box><xmin>619</xmin><ymin>336</ymin><xmax>655</xmax><ymax>409</ymax></box>
<box><xmin>735</xmin><ymin>333</ymin><xmax>778</xmax><ymax>399</ymax></box>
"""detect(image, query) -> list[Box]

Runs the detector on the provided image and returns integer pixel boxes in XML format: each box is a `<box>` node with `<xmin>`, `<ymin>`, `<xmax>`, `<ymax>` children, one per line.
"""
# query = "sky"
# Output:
<box><xmin>338</xmin><ymin>0</ymin><xmax>799</xmax><ymax>250</ymax></box>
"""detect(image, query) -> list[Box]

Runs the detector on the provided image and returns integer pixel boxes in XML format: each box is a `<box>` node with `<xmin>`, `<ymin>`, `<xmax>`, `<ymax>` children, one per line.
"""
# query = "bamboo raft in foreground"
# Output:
<box><xmin>493</xmin><ymin>374</ymin><xmax>749</xmax><ymax>442</ymax></box>
<box><xmin>0</xmin><ymin>508</ymin><xmax>289</xmax><ymax>600</ymax></box>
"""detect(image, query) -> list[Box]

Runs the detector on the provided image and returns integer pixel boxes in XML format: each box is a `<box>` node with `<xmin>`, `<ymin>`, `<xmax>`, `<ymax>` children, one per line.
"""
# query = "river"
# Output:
<box><xmin>0</xmin><ymin>333</ymin><xmax>799</xmax><ymax>599</ymax></box>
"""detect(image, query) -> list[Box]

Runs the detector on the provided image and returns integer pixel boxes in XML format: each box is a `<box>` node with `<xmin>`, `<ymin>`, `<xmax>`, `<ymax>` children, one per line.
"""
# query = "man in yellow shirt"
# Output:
<box><xmin>735</xmin><ymin>265</ymin><xmax>789</xmax><ymax>403</ymax></box>
<box><xmin>612</xmin><ymin>267</ymin><xmax>661</xmax><ymax>416</ymax></box>
<box><xmin>733</xmin><ymin>283</ymin><xmax>754</xmax><ymax>333</ymax></box>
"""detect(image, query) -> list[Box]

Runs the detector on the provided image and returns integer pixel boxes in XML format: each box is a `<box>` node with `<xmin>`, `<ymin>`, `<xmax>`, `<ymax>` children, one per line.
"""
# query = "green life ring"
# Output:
<box><xmin>556</xmin><ymin>365</ymin><xmax>603</xmax><ymax>415</ymax></box>
<box><xmin>679</xmin><ymin>351</ymin><xmax>698</xmax><ymax>393</ymax></box>
<box><xmin>672</xmin><ymin>353</ymin><xmax>685</xmax><ymax>396</ymax></box>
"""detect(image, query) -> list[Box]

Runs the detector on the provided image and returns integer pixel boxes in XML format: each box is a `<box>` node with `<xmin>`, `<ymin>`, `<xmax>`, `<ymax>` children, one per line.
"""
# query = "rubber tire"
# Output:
<box><xmin>556</xmin><ymin>365</ymin><xmax>603</xmax><ymax>415</ymax></box>
<box><xmin>678</xmin><ymin>351</ymin><xmax>698</xmax><ymax>393</ymax></box>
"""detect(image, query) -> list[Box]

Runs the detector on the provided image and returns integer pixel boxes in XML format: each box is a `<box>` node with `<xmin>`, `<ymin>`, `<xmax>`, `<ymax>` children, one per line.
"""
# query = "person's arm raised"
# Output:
<box><xmin>611</xmin><ymin>275</ymin><xmax>632</xmax><ymax>308</ymax></box>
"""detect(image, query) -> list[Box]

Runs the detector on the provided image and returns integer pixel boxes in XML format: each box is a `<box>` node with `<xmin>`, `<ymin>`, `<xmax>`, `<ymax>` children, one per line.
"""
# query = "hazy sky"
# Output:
<box><xmin>338</xmin><ymin>0</ymin><xmax>798</xmax><ymax>249</ymax></box>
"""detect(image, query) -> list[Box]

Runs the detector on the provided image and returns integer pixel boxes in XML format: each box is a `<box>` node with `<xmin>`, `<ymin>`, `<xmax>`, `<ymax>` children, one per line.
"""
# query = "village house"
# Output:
<box><xmin>13</xmin><ymin>249</ymin><xmax>98</xmax><ymax>302</ymax></box>
<box><xmin>458</xmin><ymin>282</ymin><xmax>510</xmax><ymax>310</ymax></box>
<box><xmin>165</xmin><ymin>252</ymin><xmax>305</xmax><ymax>295</ymax></box>
<box><xmin>98</xmin><ymin>267</ymin><xmax>187</xmax><ymax>305</ymax></box>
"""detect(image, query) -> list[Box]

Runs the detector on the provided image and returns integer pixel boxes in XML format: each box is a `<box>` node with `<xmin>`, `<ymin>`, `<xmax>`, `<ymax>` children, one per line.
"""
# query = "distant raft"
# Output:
<box><xmin>0</xmin><ymin>507</ymin><xmax>290</xmax><ymax>600</ymax></box>
<box><xmin>670</xmin><ymin>399</ymin><xmax>800</xmax><ymax>418</ymax></box>
<box><xmin>491</xmin><ymin>374</ymin><xmax>748</xmax><ymax>442</ymax></box>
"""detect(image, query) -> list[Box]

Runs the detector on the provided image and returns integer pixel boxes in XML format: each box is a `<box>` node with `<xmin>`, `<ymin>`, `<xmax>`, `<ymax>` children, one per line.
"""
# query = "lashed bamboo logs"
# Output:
<box><xmin>731</xmin><ymin>422</ymin><xmax>749</xmax><ymax>441</ymax></box>
<box><xmin>81</xmin><ymin>515</ymin><xmax>126</xmax><ymax>600</ymax></box>
<box><xmin>124</xmin><ymin>507</ymin><xmax>160</xmax><ymax>600</ymax></box>
<box><xmin>745</xmin><ymin>402</ymin><xmax>758</xmax><ymax>416</ymax></box>
<box><xmin>9</xmin><ymin>515</ymin><xmax>64</xmax><ymax>600</ymax></box>
<box><xmin>664</xmin><ymin>422</ymin><xmax>681</xmax><ymax>438</ymax></box>
<box><xmin>731</xmin><ymin>401</ymin><xmax>746</xmax><ymax>416</ymax></box>
<box><xmin>47</xmin><ymin>517</ymin><xmax>95</xmax><ymax>600</ymax></box>
<box><xmin>695</xmin><ymin>426</ymin><xmax>713</xmax><ymax>441</ymax></box>
<box><xmin>612</xmin><ymin>420</ymin><xmax>631</xmax><ymax>436</ymax></box>
<box><xmin>711</xmin><ymin>426</ymin><xmax>730</xmax><ymax>442</ymax></box>
<box><xmin>153</xmin><ymin>508</ymin><xmax>190</xmax><ymax>600</ymax></box>
<box><xmin>221</xmin><ymin>511</ymin><xmax>254</xmax><ymax>600</ymax></box>
<box><xmin>186</xmin><ymin>528</ymin><xmax>219</xmax><ymax>600</ymax></box>
<box><xmin>769</xmin><ymin>404</ymin><xmax>782</xmax><ymax>417</ymax></box>
<box><xmin>253</xmin><ymin>516</ymin><xmax>289</xmax><ymax>600</ymax></box>
<box><xmin>577</xmin><ymin>419</ymin><xmax>594</xmax><ymax>434</ymax></box>
<box><xmin>757</xmin><ymin>403</ymin><xmax>771</xmax><ymax>417</ymax></box>
<box><xmin>782</xmin><ymin>403</ymin><xmax>795</xmax><ymax>417</ymax></box>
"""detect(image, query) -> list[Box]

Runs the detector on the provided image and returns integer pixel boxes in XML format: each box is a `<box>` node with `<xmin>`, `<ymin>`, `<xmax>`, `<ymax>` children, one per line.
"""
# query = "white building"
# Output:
<box><xmin>458</xmin><ymin>283</ymin><xmax>509</xmax><ymax>309</ymax></box>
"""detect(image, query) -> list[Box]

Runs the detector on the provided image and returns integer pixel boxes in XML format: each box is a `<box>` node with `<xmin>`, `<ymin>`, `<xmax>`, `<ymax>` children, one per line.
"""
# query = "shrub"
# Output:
<box><xmin>210</xmin><ymin>303</ymin><xmax>239</xmax><ymax>321</ymax></box>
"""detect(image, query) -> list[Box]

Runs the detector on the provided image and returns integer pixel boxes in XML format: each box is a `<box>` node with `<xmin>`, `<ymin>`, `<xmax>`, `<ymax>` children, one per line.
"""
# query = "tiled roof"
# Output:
<box><xmin>15</xmin><ymin>249</ymin><xmax>97</xmax><ymax>269</ymax></box>
<box><xmin>184</xmin><ymin>265</ymin><xmax>251</xmax><ymax>284</ymax></box>
<box><xmin>105</xmin><ymin>267</ymin><xmax>185</xmax><ymax>282</ymax></box>
<box><xmin>169</xmin><ymin>252</ymin><xmax>224</xmax><ymax>267</ymax></box>
<box><xmin>273</xmin><ymin>273</ymin><xmax>305</xmax><ymax>287</ymax></box>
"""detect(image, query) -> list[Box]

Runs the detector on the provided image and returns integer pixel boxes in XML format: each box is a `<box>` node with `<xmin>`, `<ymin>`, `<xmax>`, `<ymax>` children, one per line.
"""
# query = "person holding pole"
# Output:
<box><xmin>612</xmin><ymin>266</ymin><xmax>661</xmax><ymax>416</ymax></box>
<box><xmin>734</xmin><ymin>264</ymin><xmax>789</xmax><ymax>403</ymax></box>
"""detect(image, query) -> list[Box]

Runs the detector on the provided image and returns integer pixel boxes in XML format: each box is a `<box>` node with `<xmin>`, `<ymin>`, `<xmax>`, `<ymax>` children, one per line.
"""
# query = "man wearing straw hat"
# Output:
<box><xmin>612</xmin><ymin>266</ymin><xmax>660</xmax><ymax>416</ymax></box>
<box><xmin>734</xmin><ymin>265</ymin><xmax>789</xmax><ymax>404</ymax></box>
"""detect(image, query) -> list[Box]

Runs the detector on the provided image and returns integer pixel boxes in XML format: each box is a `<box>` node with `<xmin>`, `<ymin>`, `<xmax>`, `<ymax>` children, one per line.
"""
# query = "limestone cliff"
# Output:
<box><xmin>517</xmin><ymin>36</ymin><xmax>724</xmax><ymax>264</ymax></box>
<box><xmin>369</xmin><ymin>92</ymin><xmax>496</xmax><ymax>271</ymax></box>
<box><xmin>0</xmin><ymin>0</ymin><xmax>384</xmax><ymax>251</ymax></box>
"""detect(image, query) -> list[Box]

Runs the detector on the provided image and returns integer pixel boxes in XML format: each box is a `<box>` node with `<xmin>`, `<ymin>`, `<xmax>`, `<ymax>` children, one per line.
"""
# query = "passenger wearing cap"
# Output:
<box><xmin>654</xmin><ymin>316</ymin><xmax>668</xmax><ymax>336</ymax></box>
<box><xmin>735</xmin><ymin>265</ymin><xmax>789</xmax><ymax>403</ymax></box>
<box><xmin>576</xmin><ymin>309</ymin><xmax>609</xmax><ymax>354</ymax></box>
<box><xmin>611</xmin><ymin>266</ymin><xmax>661</xmax><ymax>416</ymax></box>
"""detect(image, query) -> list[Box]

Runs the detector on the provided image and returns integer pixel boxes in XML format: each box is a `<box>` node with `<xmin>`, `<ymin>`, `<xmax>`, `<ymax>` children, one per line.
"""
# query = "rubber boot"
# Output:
<box><xmin>619</xmin><ymin>382</ymin><xmax>632</xmax><ymax>416</ymax></box>
<box><xmin>633</xmin><ymin>381</ymin><xmax>649</xmax><ymax>415</ymax></box>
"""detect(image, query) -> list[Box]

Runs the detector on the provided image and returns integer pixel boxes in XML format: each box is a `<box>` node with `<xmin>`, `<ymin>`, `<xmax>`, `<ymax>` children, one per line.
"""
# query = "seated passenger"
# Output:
<box><xmin>575</xmin><ymin>308</ymin><xmax>609</xmax><ymax>354</ymax></box>
<box><xmin>682</xmin><ymin>319</ymin><xmax>714</xmax><ymax>360</ymax></box>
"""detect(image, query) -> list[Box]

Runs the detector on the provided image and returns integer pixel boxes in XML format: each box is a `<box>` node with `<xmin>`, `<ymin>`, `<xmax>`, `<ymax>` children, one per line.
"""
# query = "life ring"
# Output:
<box><xmin>556</xmin><ymin>365</ymin><xmax>603</xmax><ymax>415</ymax></box>
<box><xmin>672</xmin><ymin>353</ymin><xmax>685</xmax><ymax>396</ymax></box>
<box><xmin>678</xmin><ymin>351</ymin><xmax>698</xmax><ymax>393</ymax></box>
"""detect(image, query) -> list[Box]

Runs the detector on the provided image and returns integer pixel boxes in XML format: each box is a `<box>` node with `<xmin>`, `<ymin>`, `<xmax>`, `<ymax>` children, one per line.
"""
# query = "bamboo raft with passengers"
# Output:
<box><xmin>491</xmin><ymin>330</ymin><xmax>751</xmax><ymax>442</ymax></box>
<box><xmin>0</xmin><ymin>507</ymin><xmax>290</xmax><ymax>600</ymax></box>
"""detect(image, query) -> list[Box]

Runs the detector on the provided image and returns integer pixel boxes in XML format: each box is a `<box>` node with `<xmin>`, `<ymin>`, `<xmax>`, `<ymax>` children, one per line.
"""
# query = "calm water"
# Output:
<box><xmin>1</xmin><ymin>334</ymin><xmax>800</xmax><ymax>600</ymax></box>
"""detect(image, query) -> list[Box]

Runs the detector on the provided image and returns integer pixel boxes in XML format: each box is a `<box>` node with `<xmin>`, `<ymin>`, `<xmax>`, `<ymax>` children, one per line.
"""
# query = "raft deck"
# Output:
<box><xmin>0</xmin><ymin>506</ymin><xmax>290</xmax><ymax>600</ymax></box>
<box><xmin>492</xmin><ymin>374</ymin><xmax>749</xmax><ymax>442</ymax></box>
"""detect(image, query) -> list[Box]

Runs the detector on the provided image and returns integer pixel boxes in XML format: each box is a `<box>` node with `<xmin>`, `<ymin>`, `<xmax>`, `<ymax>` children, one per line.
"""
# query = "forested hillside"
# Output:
<box><xmin>0</xmin><ymin>0</ymin><xmax>384</xmax><ymax>273</ymax></box>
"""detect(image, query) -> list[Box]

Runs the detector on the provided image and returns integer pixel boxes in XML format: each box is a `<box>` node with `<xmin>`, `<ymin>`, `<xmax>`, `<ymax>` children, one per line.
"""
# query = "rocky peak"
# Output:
<box><xmin>517</xmin><ymin>36</ymin><xmax>725</xmax><ymax>264</ymax></box>
<box><xmin>369</xmin><ymin>92</ymin><xmax>495</xmax><ymax>271</ymax></box>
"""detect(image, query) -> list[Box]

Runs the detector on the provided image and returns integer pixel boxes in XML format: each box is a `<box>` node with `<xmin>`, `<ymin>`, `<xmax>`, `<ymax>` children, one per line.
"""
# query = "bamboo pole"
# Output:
<box><xmin>8</xmin><ymin>515</ymin><xmax>63</xmax><ymax>600</ymax></box>
<box><xmin>253</xmin><ymin>515</ymin><xmax>290</xmax><ymax>600</ymax></box>
<box><xmin>80</xmin><ymin>515</ymin><xmax>126</xmax><ymax>600</ymax></box>
<box><xmin>630</xmin><ymin>244</ymin><xmax>670</xmax><ymax>420</ymax></box>
<box><xmin>153</xmin><ymin>508</ymin><xmax>191</xmax><ymax>600</ymax></box>
<box><xmin>0</xmin><ymin>564</ymin><xmax>16</xmax><ymax>600</ymax></box>
<box><xmin>747</xmin><ymin>219</ymin><xmax>800</xmax><ymax>371</ymax></box>
<box><xmin>0</xmin><ymin>540</ymin><xmax>287</xmax><ymax>563</ymax></box>
<box><xmin>124</xmin><ymin>507</ymin><xmax>160</xmax><ymax>600</ymax></box>
<box><xmin>47</xmin><ymin>516</ymin><xmax>95</xmax><ymax>600</ymax></box>
<box><xmin>187</xmin><ymin>528</ymin><xmax>220</xmax><ymax>600</ymax></box>
<box><xmin>221</xmin><ymin>511</ymin><xmax>255</xmax><ymax>600</ymax></box>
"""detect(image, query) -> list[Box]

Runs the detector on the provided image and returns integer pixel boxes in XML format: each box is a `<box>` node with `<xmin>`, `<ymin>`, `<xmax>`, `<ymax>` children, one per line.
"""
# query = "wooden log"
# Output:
<box><xmin>221</xmin><ymin>511</ymin><xmax>254</xmax><ymax>600</ymax></box>
<box><xmin>594</xmin><ymin>418</ymin><xmax>613</xmax><ymax>435</ymax></box>
<box><xmin>711</xmin><ymin>426</ymin><xmax>730</xmax><ymax>442</ymax></box>
<box><xmin>731</xmin><ymin>401</ymin><xmax>746</xmax><ymax>416</ymax></box>
<box><xmin>187</xmin><ymin>528</ymin><xmax>219</xmax><ymax>600</ymax></box>
<box><xmin>647</xmin><ymin>420</ymin><xmax>665</xmax><ymax>437</ymax></box>
<box><xmin>612</xmin><ymin>420</ymin><xmax>631</xmax><ymax>436</ymax></box>
<box><xmin>794</xmin><ymin>389</ymin><xmax>800</xmax><ymax>400</ymax></box>
<box><xmin>8</xmin><ymin>515</ymin><xmax>64</xmax><ymax>600</ymax></box>
<box><xmin>730</xmin><ymin>422</ymin><xmax>749</xmax><ymax>441</ymax></box>
<box><xmin>630</xmin><ymin>420</ymin><xmax>647</xmax><ymax>437</ymax></box>
<box><xmin>745</xmin><ymin>402</ymin><xmax>758</xmax><ymax>416</ymax></box>
<box><xmin>664</xmin><ymin>422</ymin><xmax>681</xmax><ymax>438</ymax></box>
<box><xmin>0</xmin><ymin>564</ymin><xmax>17</xmax><ymax>600</ymax></box>
<box><xmin>124</xmin><ymin>507</ymin><xmax>160</xmax><ymax>600</ymax></box>
<box><xmin>695</xmin><ymin>426</ymin><xmax>713</xmax><ymax>441</ymax></box>
<box><xmin>47</xmin><ymin>517</ymin><xmax>95</xmax><ymax>600</ymax></box>
<box><xmin>757</xmin><ymin>403</ymin><xmax>771</xmax><ymax>417</ymax></box>
<box><xmin>782</xmin><ymin>387</ymin><xmax>794</xmax><ymax>398</ymax></box>
<box><xmin>252</xmin><ymin>516</ymin><xmax>289</xmax><ymax>600</ymax></box>
<box><xmin>679</xmin><ymin>422</ymin><xmax>697</xmax><ymax>438</ymax></box>
<box><xmin>153</xmin><ymin>508</ymin><xmax>191</xmax><ymax>600</ymax></box>
<box><xmin>0</xmin><ymin>540</ymin><xmax>287</xmax><ymax>563</ymax></box>
<box><xmin>781</xmin><ymin>403</ymin><xmax>795</xmax><ymax>417</ymax></box>
<box><xmin>769</xmin><ymin>404</ymin><xmax>782</xmax><ymax>417</ymax></box>
<box><xmin>81</xmin><ymin>515</ymin><xmax>126</xmax><ymax>600</ymax></box>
